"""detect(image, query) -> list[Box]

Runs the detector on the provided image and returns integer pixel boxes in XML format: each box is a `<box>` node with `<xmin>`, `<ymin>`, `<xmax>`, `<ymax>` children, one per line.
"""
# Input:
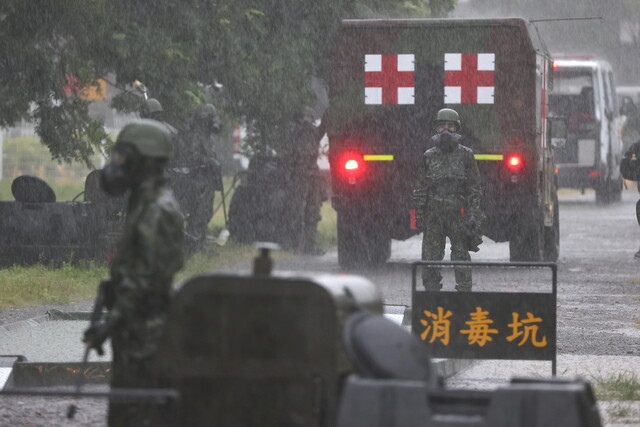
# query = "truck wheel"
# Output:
<box><xmin>509</xmin><ymin>209</ymin><xmax>543</xmax><ymax>262</ymax></box>
<box><xmin>609</xmin><ymin>177</ymin><xmax>622</xmax><ymax>202</ymax></box>
<box><xmin>595</xmin><ymin>178</ymin><xmax>621</xmax><ymax>204</ymax></box>
<box><xmin>543</xmin><ymin>193</ymin><xmax>560</xmax><ymax>262</ymax></box>
<box><xmin>337</xmin><ymin>210</ymin><xmax>391</xmax><ymax>269</ymax></box>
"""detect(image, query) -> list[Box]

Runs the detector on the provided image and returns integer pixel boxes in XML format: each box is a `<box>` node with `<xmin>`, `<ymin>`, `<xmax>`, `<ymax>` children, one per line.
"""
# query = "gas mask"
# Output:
<box><xmin>100</xmin><ymin>146</ymin><xmax>139</xmax><ymax>197</ymax></box>
<box><xmin>433</xmin><ymin>130</ymin><xmax>461</xmax><ymax>153</ymax></box>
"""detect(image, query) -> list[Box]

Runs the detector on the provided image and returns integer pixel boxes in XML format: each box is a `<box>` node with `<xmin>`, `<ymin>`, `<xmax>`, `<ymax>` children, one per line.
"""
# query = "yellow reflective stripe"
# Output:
<box><xmin>363</xmin><ymin>155</ymin><xmax>394</xmax><ymax>161</ymax></box>
<box><xmin>474</xmin><ymin>154</ymin><xmax>504</xmax><ymax>161</ymax></box>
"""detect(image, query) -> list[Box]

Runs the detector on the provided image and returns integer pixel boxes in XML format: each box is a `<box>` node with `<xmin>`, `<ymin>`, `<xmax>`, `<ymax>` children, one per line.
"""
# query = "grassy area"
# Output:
<box><xmin>591</xmin><ymin>371</ymin><xmax>640</xmax><ymax>401</ymax></box>
<box><xmin>0</xmin><ymin>261</ymin><xmax>107</xmax><ymax>310</ymax></box>
<box><xmin>591</xmin><ymin>371</ymin><xmax>640</xmax><ymax>424</ymax></box>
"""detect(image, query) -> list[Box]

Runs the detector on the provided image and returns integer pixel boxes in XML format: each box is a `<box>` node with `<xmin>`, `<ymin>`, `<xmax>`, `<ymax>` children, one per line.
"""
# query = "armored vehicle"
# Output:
<box><xmin>549</xmin><ymin>57</ymin><xmax>624</xmax><ymax>203</ymax></box>
<box><xmin>327</xmin><ymin>18</ymin><xmax>565</xmax><ymax>267</ymax></box>
<box><xmin>0</xmin><ymin>172</ymin><xmax>124</xmax><ymax>267</ymax></box>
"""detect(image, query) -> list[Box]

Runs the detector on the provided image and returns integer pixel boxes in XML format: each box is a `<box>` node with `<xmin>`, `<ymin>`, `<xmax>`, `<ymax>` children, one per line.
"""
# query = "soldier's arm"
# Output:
<box><xmin>412</xmin><ymin>155</ymin><xmax>430</xmax><ymax>209</ymax></box>
<box><xmin>466</xmin><ymin>151</ymin><xmax>483</xmax><ymax>213</ymax></box>
<box><xmin>105</xmin><ymin>203</ymin><xmax>184</xmax><ymax>329</ymax></box>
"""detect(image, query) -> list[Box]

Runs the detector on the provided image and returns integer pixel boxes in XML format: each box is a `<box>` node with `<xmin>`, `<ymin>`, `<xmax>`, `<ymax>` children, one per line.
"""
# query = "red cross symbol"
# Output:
<box><xmin>365</xmin><ymin>55</ymin><xmax>414</xmax><ymax>104</ymax></box>
<box><xmin>445</xmin><ymin>54</ymin><xmax>494</xmax><ymax>104</ymax></box>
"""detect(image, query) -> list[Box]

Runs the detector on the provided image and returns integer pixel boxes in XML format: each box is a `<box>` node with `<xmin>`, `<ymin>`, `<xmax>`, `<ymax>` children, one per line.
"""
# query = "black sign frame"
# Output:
<box><xmin>411</xmin><ymin>261</ymin><xmax>558</xmax><ymax>375</ymax></box>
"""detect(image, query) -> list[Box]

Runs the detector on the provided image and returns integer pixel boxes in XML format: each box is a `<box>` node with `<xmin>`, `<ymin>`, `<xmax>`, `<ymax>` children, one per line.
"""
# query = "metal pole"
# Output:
<box><xmin>552</xmin><ymin>263</ymin><xmax>558</xmax><ymax>376</ymax></box>
<box><xmin>0</xmin><ymin>130</ymin><xmax>4</xmax><ymax>179</ymax></box>
<box><xmin>0</xmin><ymin>387</ymin><xmax>179</xmax><ymax>403</ymax></box>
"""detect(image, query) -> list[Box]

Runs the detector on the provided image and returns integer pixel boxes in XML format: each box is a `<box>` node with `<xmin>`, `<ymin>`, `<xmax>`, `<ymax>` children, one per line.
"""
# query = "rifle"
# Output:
<box><xmin>67</xmin><ymin>279</ymin><xmax>111</xmax><ymax>419</ymax></box>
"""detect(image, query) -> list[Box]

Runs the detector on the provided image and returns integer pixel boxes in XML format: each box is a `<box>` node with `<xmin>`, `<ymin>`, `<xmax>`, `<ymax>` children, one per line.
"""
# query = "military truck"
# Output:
<box><xmin>327</xmin><ymin>18</ymin><xmax>565</xmax><ymax>267</ymax></box>
<box><xmin>549</xmin><ymin>57</ymin><xmax>624</xmax><ymax>203</ymax></box>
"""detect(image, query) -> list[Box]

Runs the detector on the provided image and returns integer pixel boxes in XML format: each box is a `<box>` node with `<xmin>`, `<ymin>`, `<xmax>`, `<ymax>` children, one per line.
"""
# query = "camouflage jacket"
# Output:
<box><xmin>413</xmin><ymin>144</ymin><xmax>482</xmax><ymax>215</ymax></box>
<box><xmin>170</xmin><ymin>126</ymin><xmax>218</xmax><ymax>169</ymax></box>
<box><xmin>106</xmin><ymin>176</ymin><xmax>184</xmax><ymax>355</ymax></box>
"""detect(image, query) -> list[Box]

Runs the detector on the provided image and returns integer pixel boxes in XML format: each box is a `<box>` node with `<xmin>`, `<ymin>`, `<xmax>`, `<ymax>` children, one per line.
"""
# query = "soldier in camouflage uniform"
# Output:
<box><xmin>282</xmin><ymin>109</ymin><xmax>327</xmax><ymax>254</ymax></box>
<box><xmin>84</xmin><ymin>120</ymin><xmax>184</xmax><ymax>427</ymax></box>
<box><xmin>168</xmin><ymin>104</ymin><xmax>222</xmax><ymax>253</ymax></box>
<box><xmin>412</xmin><ymin>108</ymin><xmax>483</xmax><ymax>291</ymax></box>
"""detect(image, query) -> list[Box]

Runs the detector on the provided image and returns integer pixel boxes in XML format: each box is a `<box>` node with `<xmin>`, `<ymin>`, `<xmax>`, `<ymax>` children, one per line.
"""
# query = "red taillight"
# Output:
<box><xmin>345</xmin><ymin>159</ymin><xmax>359</xmax><ymax>171</ymax></box>
<box><xmin>337</xmin><ymin>152</ymin><xmax>364</xmax><ymax>183</ymax></box>
<box><xmin>589</xmin><ymin>171</ymin><xmax>600</xmax><ymax>177</ymax></box>
<box><xmin>506</xmin><ymin>154</ymin><xmax>523</xmax><ymax>170</ymax></box>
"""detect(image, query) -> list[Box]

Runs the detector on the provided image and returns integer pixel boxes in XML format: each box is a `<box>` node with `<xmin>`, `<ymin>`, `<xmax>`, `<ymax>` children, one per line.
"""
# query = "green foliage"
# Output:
<box><xmin>0</xmin><ymin>0</ymin><xmax>456</xmax><ymax>164</ymax></box>
<box><xmin>591</xmin><ymin>371</ymin><xmax>640</xmax><ymax>401</ymax></box>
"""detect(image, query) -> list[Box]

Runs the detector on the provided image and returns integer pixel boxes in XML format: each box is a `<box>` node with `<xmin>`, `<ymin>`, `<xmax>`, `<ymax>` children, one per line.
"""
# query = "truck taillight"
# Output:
<box><xmin>345</xmin><ymin>159</ymin><xmax>359</xmax><ymax>171</ymax></box>
<box><xmin>506</xmin><ymin>154</ymin><xmax>523</xmax><ymax>171</ymax></box>
<box><xmin>338</xmin><ymin>152</ymin><xmax>364</xmax><ymax>183</ymax></box>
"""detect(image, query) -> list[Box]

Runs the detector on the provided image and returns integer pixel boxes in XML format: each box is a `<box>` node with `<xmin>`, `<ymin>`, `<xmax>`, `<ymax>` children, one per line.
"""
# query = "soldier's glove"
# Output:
<box><xmin>83</xmin><ymin>321</ymin><xmax>110</xmax><ymax>356</ymax></box>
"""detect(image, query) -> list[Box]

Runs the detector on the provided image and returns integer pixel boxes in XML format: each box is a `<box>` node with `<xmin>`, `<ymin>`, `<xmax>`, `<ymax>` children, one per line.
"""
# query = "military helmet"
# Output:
<box><xmin>115</xmin><ymin>119</ymin><xmax>172</xmax><ymax>159</ymax></box>
<box><xmin>146</xmin><ymin>98</ymin><xmax>163</xmax><ymax>114</ymax></box>
<box><xmin>195</xmin><ymin>103</ymin><xmax>217</xmax><ymax>119</ymax></box>
<box><xmin>433</xmin><ymin>108</ymin><xmax>461</xmax><ymax>130</ymax></box>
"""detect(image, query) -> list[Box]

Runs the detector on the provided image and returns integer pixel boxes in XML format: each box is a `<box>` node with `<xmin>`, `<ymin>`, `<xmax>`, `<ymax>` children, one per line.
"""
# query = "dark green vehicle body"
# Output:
<box><xmin>0</xmin><ymin>172</ymin><xmax>124</xmax><ymax>267</ymax></box>
<box><xmin>327</xmin><ymin>18</ymin><xmax>559</xmax><ymax>267</ymax></box>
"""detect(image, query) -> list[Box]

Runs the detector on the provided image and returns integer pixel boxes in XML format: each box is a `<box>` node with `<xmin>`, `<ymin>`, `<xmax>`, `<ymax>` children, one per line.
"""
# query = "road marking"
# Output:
<box><xmin>364</xmin><ymin>155</ymin><xmax>394</xmax><ymax>161</ymax></box>
<box><xmin>475</xmin><ymin>154</ymin><xmax>504</xmax><ymax>160</ymax></box>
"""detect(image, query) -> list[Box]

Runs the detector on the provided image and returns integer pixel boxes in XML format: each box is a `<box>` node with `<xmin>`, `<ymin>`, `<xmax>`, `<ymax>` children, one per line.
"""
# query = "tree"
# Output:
<box><xmin>0</xmin><ymin>0</ymin><xmax>456</xmax><ymax>165</ymax></box>
<box><xmin>457</xmin><ymin>0</ymin><xmax>638</xmax><ymax>85</ymax></box>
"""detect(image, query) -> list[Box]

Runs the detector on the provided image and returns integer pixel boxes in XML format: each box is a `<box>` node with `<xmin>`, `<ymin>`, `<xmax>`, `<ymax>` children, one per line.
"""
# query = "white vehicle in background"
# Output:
<box><xmin>549</xmin><ymin>57</ymin><xmax>624</xmax><ymax>203</ymax></box>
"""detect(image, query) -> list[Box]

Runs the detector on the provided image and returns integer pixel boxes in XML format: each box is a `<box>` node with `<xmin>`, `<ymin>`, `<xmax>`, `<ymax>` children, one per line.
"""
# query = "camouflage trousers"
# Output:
<box><xmin>172</xmin><ymin>176</ymin><xmax>215</xmax><ymax>253</ymax></box>
<box><xmin>421</xmin><ymin>207</ymin><xmax>472</xmax><ymax>291</ymax></box>
<box><xmin>282</xmin><ymin>166</ymin><xmax>326</xmax><ymax>254</ymax></box>
<box><xmin>108</xmin><ymin>317</ymin><xmax>169</xmax><ymax>427</ymax></box>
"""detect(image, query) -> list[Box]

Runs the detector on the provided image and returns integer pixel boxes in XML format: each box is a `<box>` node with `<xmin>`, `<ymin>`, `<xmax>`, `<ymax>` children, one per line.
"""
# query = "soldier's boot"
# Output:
<box><xmin>454</xmin><ymin>265</ymin><xmax>472</xmax><ymax>292</ymax></box>
<box><xmin>423</xmin><ymin>282</ymin><xmax>443</xmax><ymax>291</ymax></box>
<box><xmin>422</xmin><ymin>267</ymin><xmax>443</xmax><ymax>291</ymax></box>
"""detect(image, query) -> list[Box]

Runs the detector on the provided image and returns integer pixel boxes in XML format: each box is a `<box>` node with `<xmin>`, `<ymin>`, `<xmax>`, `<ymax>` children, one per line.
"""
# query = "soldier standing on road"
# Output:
<box><xmin>620</xmin><ymin>139</ymin><xmax>640</xmax><ymax>258</ymax></box>
<box><xmin>282</xmin><ymin>109</ymin><xmax>327</xmax><ymax>254</ymax></box>
<box><xmin>168</xmin><ymin>103</ymin><xmax>222</xmax><ymax>253</ymax></box>
<box><xmin>83</xmin><ymin>120</ymin><xmax>184</xmax><ymax>427</ymax></box>
<box><xmin>412</xmin><ymin>108</ymin><xmax>483</xmax><ymax>291</ymax></box>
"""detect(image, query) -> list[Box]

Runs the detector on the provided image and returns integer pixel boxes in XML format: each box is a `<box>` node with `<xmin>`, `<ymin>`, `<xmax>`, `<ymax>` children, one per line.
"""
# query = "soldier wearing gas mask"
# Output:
<box><xmin>168</xmin><ymin>103</ymin><xmax>222</xmax><ymax>253</ymax></box>
<box><xmin>412</xmin><ymin>108</ymin><xmax>483</xmax><ymax>292</ymax></box>
<box><xmin>85</xmin><ymin>120</ymin><xmax>184</xmax><ymax>426</ymax></box>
